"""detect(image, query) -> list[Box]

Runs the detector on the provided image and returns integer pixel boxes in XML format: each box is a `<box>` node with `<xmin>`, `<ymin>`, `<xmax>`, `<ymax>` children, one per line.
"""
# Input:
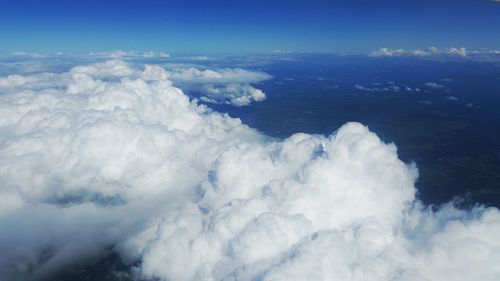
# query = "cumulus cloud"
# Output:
<box><xmin>0</xmin><ymin>59</ymin><xmax>263</xmax><ymax>279</ymax></box>
<box><xmin>199</xmin><ymin>84</ymin><xmax>266</xmax><ymax>106</ymax></box>
<box><xmin>167</xmin><ymin>67</ymin><xmax>272</xmax><ymax>106</ymax></box>
<box><xmin>0</xmin><ymin>59</ymin><xmax>499</xmax><ymax>281</ymax></box>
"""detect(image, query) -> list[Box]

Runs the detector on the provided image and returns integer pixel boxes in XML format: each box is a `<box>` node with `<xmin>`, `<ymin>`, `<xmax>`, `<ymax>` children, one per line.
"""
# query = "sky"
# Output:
<box><xmin>0</xmin><ymin>0</ymin><xmax>499</xmax><ymax>53</ymax></box>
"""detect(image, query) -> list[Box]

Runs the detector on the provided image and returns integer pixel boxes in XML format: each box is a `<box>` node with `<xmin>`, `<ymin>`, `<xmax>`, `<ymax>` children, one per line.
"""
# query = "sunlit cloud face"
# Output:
<box><xmin>0</xmin><ymin>58</ymin><xmax>499</xmax><ymax>281</ymax></box>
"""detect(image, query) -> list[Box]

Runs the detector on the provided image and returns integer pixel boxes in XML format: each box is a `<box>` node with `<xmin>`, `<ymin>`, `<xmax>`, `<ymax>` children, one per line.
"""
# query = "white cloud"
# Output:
<box><xmin>0</xmin><ymin>59</ymin><xmax>499</xmax><ymax>281</ymax></box>
<box><xmin>89</xmin><ymin>50</ymin><xmax>171</xmax><ymax>59</ymax></box>
<box><xmin>167</xmin><ymin>67</ymin><xmax>272</xmax><ymax>106</ymax></box>
<box><xmin>0</xmin><ymin>60</ymin><xmax>262</xmax><ymax>279</ymax></box>
<box><xmin>370</xmin><ymin>48</ymin><xmax>406</xmax><ymax>57</ymax></box>
<box><xmin>200</xmin><ymin>83</ymin><xmax>266</xmax><ymax>106</ymax></box>
<box><xmin>355</xmin><ymin>84</ymin><xmax>375</xmax><ymax>91</ymax></box>
<box><xmin>425</xmin><ymin>82</ymin><xmax>446</xmax><ymax>89</ymax></box>
<box><xmin>370</xmin><ymin>47</ymin><xmax>468</xmax><ymax>58</ymax></box>
<box><xmin>168</xmin><ymin>67</ymin><xmax>271</xmax><ymax>84</ymax></box>
<box><xmin>354</xmin><ymin>83</ymin><xmax>412</xmax><ymax>93</ymax></box>
<box><xmin>448</xmin><ymin>47</ymin><xmax>467</xmax><ymax>57</ymax></box>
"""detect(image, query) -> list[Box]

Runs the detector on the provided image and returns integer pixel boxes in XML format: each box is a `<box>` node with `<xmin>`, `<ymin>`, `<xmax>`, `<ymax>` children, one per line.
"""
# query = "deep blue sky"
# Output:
<box><xmin>0</xmin><ymin>0</ymin><xmax>499</xmax><ymax>53</ymax></box>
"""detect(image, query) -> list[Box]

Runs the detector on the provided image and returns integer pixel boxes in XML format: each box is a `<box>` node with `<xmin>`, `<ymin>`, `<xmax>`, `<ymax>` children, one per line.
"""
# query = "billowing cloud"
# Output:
<box><xmin>0</xmin><ymin>59</ymin><xmax>499</xmax><ymax>281</ymax></box>
<box><xmin>199</xmin><ymin>83</ymin><xmax>266</xmax><ymax>106</ymax></box>
<box><xmin>167</xmin><ymin>67</ymin><xmax>272</xmax><ymax>106</ymax></box>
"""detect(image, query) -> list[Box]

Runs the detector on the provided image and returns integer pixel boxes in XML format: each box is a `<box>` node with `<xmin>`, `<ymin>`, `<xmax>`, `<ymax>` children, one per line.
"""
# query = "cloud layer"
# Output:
<box><xmin>0</xmin><ymin>60</ymin><xmax>499</xmax><ymax>281</ymax></box>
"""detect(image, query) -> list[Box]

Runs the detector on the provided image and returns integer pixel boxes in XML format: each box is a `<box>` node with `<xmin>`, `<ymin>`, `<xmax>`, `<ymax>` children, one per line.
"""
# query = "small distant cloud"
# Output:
<box><xmin>355</xmin><ymin>84</ymin><xmax>375</xmax><ymax>91</ymax></box>
<box><xmin>187</xmin><ymin>56</ymin><xmax>212</xmax><ymax>61</ymax></box>
<box><xmin>354</xmin><ymin>82</ymin><xmax>416</xmax><ymax>93</ymax></box>
<box><xmin>10</xmin><ymin>51</ymin><xmax>28</xmax><ymax>56</ymax></box>
<box><xmin>448</xmin><ymin>47</ymin><xmax>467</xmax><ymax>57</ymax></box>
<box><xmin>419</xmin><ymin>100</ymin><xmax>433</xmax><ymax>105</ymax></box>
<box><xmin>273</xmin><ymin>49</ymin><xmax>294</xmax><ymax>54</ymax></box>
<box><xmin>370</xmin><ymin>48</ymin><xmax>406</xmax><ymax>57</ymax></box>
<box><xmin>370</xmin><ymin>47</ymin><xmax>468</xmax><ymax>58</ymax></box>
<box><xmin>89</xmin><ymin>50</ymin><xmax>170</xmax><ymax>59</ymax></box>
<box><xmin>425</xmin><ymin>82</ymin><xmax>446</xmax><ymax>89</ymax></box>
<box><xmin>8</xmin><ymin>51</ymin><xmax>47</xmax><ymax>58</ymax></box>
<box><xmin>445</xmin><ymin>96</ymin><xmax>459</xmax><ymax>101</ymax></box>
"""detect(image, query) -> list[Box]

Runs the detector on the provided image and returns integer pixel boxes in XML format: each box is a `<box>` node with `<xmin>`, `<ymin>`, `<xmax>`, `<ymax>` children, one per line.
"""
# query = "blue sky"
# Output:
<box><xmin>0</xmin><ymin>0</ymin><xmax>499</xmax><ymax>53</ymax></box>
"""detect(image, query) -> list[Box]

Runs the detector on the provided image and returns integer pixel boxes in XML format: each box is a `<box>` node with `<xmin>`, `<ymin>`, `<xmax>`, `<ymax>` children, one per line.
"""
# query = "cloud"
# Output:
<box><xmin>167</xmin><ymin>67</ymin><xmax>271</xmax><ymax>84</ymax></box>
<box><xmin>370</xmin><ymin>48</ymin><xmax>406</xmax><ymax>57</ymax></box>
<box><xmin>419</xmin><ymin>100</ymin><xmax>434</xmax><ymax>105</ymax></box>
<box><xmin>355</xmin><ymin>84</ymin><xmax>376</xmax><ymax>91</ymax></box>
<box><xmin>370</xmin><ymin>47</ymin><xmax>468</xmax><ymax>58</ymax></box>
<box><xmin>89</xmin><ymin>50</ymin><xmax>170</xmax><ymax>59</ymax></box>
<box><xmin>448</xmin><ymin>47</ymin><xmax>467</xmax><ymax>57</ymax></box>
<box><xmin>0</xmin><ymin>59</ymin><xmax>499</xmax><ymax>281</ymax></box>
<box><xmin>0</xmin><ymin>59</ymin><xmax>263</xmax><ymax>279</ymax></box>
<box><xmin>425</xmin><ymin>82</ymin><xmax>446</xmax><ymax>89</ymax></box>
<box><xmin>200</xmin><ymin>83</ymin><xmax>266</xmax><ymax>106</ymax></box>
<box><xmin>167</xmin><ymin>67</ymin><xmax>272</xmax><ymax>106</ymax></box>
<box><xmin>354</xmin><ymin>83</ymin><xmax>418</xmax><ymax>93</ymax></box>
